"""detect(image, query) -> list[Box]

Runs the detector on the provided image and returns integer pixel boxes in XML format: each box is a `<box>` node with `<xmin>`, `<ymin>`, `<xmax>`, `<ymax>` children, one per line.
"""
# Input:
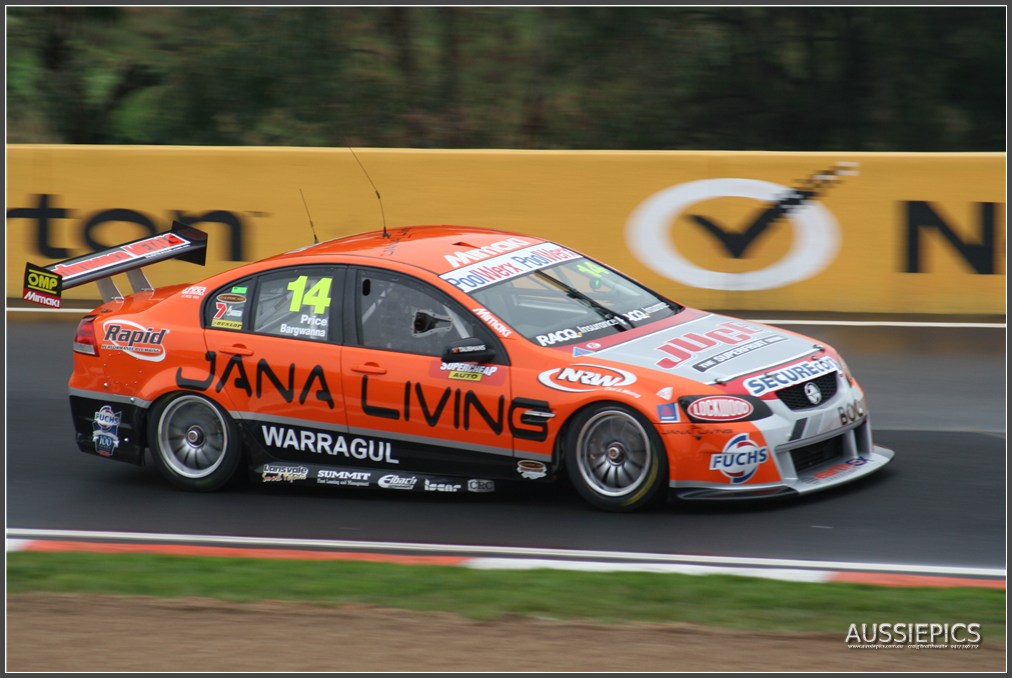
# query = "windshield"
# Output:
<box><xmin>468</xmin><ymin>256</ymin><xmax>682</xmax><ymax>347</ymax></box>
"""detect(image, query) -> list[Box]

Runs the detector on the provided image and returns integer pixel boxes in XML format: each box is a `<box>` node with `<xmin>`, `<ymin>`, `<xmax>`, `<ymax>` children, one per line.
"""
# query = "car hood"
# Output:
<box><xmin>575</xmin><ymin>310</ymin><xmax>828</xmax><ymax>386</ymax></box>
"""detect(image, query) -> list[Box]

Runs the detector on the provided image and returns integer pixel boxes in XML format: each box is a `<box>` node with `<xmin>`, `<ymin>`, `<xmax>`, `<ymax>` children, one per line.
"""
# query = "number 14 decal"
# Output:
<box><xmin>288</xmin><ymin>275</ymin><xmax>332</xmax><ymax>314</ymax></box>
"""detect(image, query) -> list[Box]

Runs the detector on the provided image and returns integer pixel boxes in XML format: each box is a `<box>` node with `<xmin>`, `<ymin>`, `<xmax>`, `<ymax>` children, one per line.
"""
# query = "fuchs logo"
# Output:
<box><xmin>687</xmin><ymin>396</ymin><xmax>754</xmax><ymax>422</ymax></box>
<box><xmin>538</xmin><ymin>364</ymin><xmax>637</xmax><ymax>393</ymax></box>
<box><xmin>709</xmin><ymin>433</ymin><xmax>769</xmax><ymax>484</ymax></box>
<box><xmin>378</xmin><ymin>474</ymin><xmax>418</xmax><ymax>490</ymax></box>
<box><xmin>101</xmin><ymin>321</ymin><xmax>169</xmax><ymax>362</ymax></box>
<box><xmin>92</xmin><ymin>405</ymin><xmax>121</xmax><ymax>457</ymax></box>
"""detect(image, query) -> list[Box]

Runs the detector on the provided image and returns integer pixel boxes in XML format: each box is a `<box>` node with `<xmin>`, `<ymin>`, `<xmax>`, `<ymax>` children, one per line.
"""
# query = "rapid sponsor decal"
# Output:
<box><xmin>744</xmin><ymin>357</ymin><xmax>839</xmax><ymax>397</ymax></box>
<box><xmin>537</xmin><ymin>364</ymin><xmax>637</xmax><ymax>393</ymax></box>
<box><xmin>316</xmin><ymin>469</ymin><xmax>372</xmax><ymax>487</ymax></box>
<box><xmin>261</xmin><ymin>464</ymin><xmax>310</xmax><ymax>482</ymax></box>
<box><xmin>101</xmin><ymin>321</ymin><xmax>169</xmax><ymax>362</ymax></box>
<box><xmin>686</xmin><ymin>396</ymin><xmax>754</xmax><ymax>422</ymax></box>
<box><xmin>517</xmin><ymin>460</ymin><xmax>548</xmax><ymax>479</ymax></box>
<box><xmin>360</xmin><ymin>376</ymin><xmax>550</xmax><ymax>442</ymax></box>
<box><xmin>261</xmin><ymin>424</ymin><xmax>398</xmax><ymax>464</ymax></box>
<box><xmin>709</xmin><ymin>433</ymin><xmax>770</xmax><ymax>484</ymax></box>
<box><xmin>92</xmin><ymin>405</ymin><xmax>121</xmax><ymax>456</ymax></box>
<box><xmin>441</xmin><ymin>243</ymin><xmax>581</xmax><ymax>293</ymax></box>
<box><xmin>176</xmin><ymin>353</ymin><xmax>335</xmax><ymax>409</ymax></box>
<box><xmin>471</xmin><ymin>307</ymin><xmax>513</xmax><ymax>337</ymax></box>
<box><xmin>467</xmin><ymin>479</ymin><xmax>495</xmax><ymax>493</ymax></box>
<box><xmin>378</xmin><ymin>474</ymin><xmax>419</xmax><ymax>490</ymax></box>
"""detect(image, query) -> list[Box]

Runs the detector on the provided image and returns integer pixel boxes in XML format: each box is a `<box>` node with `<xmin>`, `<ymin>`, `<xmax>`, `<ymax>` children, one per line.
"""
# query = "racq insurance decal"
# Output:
<box><xmin>440</xmin><ymin>243</ymin><xmax>581</xmax><ymax>293</ymax></box>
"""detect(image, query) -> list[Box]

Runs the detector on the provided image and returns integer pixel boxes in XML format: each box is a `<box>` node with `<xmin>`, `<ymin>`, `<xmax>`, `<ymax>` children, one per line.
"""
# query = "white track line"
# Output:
<box><xmin>5</xmin><ymin>528</ymin><xmax>1005</xmax><ymax>578</ymax></box>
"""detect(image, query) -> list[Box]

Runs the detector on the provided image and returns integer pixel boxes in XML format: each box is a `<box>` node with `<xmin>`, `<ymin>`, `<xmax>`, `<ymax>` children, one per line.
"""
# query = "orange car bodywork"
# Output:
<box><xmin>60</xmin><ymin>225</ymin><xmax>893</xmax><ymax>505</ymax></box>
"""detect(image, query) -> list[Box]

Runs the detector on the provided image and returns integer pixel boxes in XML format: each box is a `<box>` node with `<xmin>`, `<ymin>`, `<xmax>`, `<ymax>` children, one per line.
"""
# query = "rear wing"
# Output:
<box><xmin>22</xmin><ymin>221</ymin><xmax>208</xmax><ymax>308</ymax></box>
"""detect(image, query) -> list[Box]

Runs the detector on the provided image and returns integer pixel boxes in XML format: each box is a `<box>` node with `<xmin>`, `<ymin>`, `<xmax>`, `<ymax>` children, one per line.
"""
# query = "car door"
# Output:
<box><xmin>340</xmin><ymin>266</ymin><xmax>514</xmax><ymax>477</ymax></box>
<box><xmin>184</xmin><ymin>265</ymin><xmax>349</xmax><ymax>468</ymax></box>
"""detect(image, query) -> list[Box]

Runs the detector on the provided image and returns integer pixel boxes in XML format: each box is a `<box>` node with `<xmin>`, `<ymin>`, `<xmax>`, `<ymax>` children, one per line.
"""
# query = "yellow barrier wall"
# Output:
<box><xmin>6</xmin><ymin>145</ymin><xmax>1006</xmax><ymax>314</ymax></box>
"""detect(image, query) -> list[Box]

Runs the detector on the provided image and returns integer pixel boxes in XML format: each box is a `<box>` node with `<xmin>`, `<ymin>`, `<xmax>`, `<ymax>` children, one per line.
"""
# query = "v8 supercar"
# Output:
<box><xmin>24</xmin><ymin>223</ymin><xmax>893</xmax><ymax>511</ymax></box>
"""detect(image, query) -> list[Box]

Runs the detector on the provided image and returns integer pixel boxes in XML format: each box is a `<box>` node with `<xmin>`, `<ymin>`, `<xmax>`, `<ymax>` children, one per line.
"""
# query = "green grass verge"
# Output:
<box><xmin>7</xmin><ymin>551</ymin><xmax>1005</xmax><ymax>640</ymax></box>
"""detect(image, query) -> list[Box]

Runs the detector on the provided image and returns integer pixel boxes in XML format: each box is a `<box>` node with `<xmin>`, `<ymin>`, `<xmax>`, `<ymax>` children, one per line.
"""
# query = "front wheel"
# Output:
<box><xmin>565</xmin><ymin>404</ymin><xmax>668</xmax><ymax>512</ymax></box>
<box><xmin>147</xmin><ymin>393</ymin><xmax>242</xmax><ymax>491</ymax></box>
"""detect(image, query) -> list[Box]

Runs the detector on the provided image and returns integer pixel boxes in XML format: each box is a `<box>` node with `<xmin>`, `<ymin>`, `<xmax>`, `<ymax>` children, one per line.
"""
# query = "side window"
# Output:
<box><xmin>251</xmin><ymin>268</ymin><xmax>337</xmax><ymax>342</ymax></box>
<box><xmin>356</xmin><ymin>270</ymin><xmax>494</xmax><ymax>358</ymax></box>
<box><xmin>204</xmin><ymin>281</ymin><xmax>253</xmax><ymax>331</ymax></box>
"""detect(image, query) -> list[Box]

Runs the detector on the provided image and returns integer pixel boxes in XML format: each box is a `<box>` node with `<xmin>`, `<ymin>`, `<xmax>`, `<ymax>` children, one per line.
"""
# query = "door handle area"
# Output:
<box><xmin>350</xmin><ymin>362</ymin><xmax>387</xmax><ymax>375</ymax></box>
<box><xmin>220</xmin><ymin>344</ymin><xmax>254</xmax><ymax>356</ymax></box>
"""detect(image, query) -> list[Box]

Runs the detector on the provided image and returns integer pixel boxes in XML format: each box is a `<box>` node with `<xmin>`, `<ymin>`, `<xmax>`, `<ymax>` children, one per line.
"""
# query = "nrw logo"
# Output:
<box><xmin>626</xmin><ymin>164</ymin><xmax>857</xmax><ymax>291</ymax></box>
<box><xmin>538</xmin><ymin>364</ymin><xmax>637</xmax><ymax>393</ymax></box>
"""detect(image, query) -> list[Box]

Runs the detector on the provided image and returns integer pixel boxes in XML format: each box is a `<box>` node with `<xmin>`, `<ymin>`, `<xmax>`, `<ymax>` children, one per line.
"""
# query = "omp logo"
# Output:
<box><xmin>101</xmin><ymin>320</ymin><xmax>169</xmax><ymax>362</ymax></box>
<box><xmin>538</xmin><ymin>364</ymin><xmax>637</xmax><ymax>393</ymax></box>
<box><xmin>709</xmin><ymin>433</ymin><xmax>769</xmax><ymax>484</ymax></box>
<box><xmin>626</xmin><ymin>164</ymin><xmax>858</xmax><ymax>291</ymax></box>
<box><xmin>686</xmin><ymin>396</ymin><xmax>754</xmax><ymax>422</ymax></box>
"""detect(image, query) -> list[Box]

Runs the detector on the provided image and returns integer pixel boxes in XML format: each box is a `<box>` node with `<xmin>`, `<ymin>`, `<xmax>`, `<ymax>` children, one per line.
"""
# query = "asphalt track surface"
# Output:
<box><xmin>5</xmin><ymin>315</ymin><xmax>1006</xmax><ymax>571</ymax></box>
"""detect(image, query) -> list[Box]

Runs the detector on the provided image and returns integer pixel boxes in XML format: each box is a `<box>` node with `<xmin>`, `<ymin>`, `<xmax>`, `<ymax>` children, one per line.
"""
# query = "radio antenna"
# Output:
<box><xmin>298</xmin><ymin>188</ymin><xmax>320</xmax><ymax>244</ymax></box>
<box><xmin>348</xmin><ymin>146</ymin><xmax>389</xmax><ymax>238</ymax></box>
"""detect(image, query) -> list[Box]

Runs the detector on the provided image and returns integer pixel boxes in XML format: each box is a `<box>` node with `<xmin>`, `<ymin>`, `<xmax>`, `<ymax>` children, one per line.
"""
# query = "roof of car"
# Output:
<box><xmin>266</xmin><ymin>225</ymin><xmax>552</xmax><ymax>276</ymax></box>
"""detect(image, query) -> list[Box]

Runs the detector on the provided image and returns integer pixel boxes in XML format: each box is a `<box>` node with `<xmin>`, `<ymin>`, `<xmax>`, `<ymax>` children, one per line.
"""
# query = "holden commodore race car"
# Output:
<box><xmin>23</xmin><ymin>222</ymin><xmax>894</xmax><ymax>511</ymax></box>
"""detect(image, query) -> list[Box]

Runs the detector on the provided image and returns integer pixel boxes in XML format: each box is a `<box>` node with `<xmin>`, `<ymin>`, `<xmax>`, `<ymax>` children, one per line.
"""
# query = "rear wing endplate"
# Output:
<box><xmin>22</xmin><ymin>221</ymin><xmax>208</xmax><ymax>308</ymax></box>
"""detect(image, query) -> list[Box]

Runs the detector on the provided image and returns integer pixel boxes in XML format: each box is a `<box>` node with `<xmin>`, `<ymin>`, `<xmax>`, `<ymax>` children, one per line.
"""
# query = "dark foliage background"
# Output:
<box><xmin>6</xmin><ymin>6</ymin><xmax>1006</xmax><ymax>150</ymax></box>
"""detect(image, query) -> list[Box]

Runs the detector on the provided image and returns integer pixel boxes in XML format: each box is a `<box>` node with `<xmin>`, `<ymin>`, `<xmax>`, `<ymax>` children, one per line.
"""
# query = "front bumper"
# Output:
<box><xmin>673</xmin><ymin>420</ymin><xmax>894</xmax><ymax>501</ymax></box>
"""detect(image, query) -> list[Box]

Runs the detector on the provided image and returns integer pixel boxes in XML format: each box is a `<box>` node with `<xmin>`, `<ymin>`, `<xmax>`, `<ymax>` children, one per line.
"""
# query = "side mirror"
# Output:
<box><xmin>442</xmin><ymin>337</ymin><xmax>496</xmax><ymax>364</ymax></box>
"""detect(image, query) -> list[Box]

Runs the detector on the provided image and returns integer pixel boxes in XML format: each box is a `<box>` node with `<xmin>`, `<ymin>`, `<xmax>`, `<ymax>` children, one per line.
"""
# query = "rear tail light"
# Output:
<box><xmin>73</xmin><ymin>316</ymin><xmax>99</xmax><ymax>356</ymax></box>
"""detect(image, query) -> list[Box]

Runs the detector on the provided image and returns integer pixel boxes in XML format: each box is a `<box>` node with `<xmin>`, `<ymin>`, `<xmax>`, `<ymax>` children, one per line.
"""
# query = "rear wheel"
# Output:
<box><xmin>147</xmin><ymin>393</ymin><xmax>242</xmax><ymax>491</ymax></box>
<box><xmin>565</xmin><ymin>404</ymin><xmax>668</xmax><ymax>512</ymax></box>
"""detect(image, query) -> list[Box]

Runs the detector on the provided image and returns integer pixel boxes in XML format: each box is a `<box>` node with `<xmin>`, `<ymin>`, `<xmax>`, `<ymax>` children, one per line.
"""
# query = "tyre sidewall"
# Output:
<box><xmin>147</xmin><ymin>393</ymin><xmax>242</xmax><ymax>492</ymax></box>
<box><xmin>565</xmin><ymin>402</ymin><xmax>669</xmax><ymax>512</ymax></box>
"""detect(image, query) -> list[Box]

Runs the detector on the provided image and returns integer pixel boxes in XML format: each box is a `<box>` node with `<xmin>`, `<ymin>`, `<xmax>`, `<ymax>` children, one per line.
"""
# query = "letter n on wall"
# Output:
<box><xmin>903</xmin><ymin>201</ymin><xmax>1000</xmax><ymax>274</ymax></box>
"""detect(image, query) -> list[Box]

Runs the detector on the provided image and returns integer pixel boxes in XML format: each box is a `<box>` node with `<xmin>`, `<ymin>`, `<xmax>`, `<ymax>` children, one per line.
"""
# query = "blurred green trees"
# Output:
<box><xmin>6</xmin><ymin>6</ymin><xmax>1005</xmax><ymax>150</ymax></box>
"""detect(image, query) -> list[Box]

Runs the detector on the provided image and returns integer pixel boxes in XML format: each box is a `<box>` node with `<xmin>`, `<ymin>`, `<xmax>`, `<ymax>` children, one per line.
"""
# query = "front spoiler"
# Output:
<box><xmin>671</xmin><ymin>445</ymin><xmax>895</xmax><ymax>501</ymax></box>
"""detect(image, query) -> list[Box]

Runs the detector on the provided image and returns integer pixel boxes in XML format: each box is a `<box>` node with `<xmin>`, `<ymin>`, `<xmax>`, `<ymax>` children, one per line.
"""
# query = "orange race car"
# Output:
<box><xmin>23</xmin><ymin>223</ymin><xmax>894</xmax><ymax>511</ymax></box>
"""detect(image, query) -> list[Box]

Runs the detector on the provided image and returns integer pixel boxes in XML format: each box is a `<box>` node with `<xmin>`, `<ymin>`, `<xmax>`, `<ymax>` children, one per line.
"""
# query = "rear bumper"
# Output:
<box><xmin>69</xmin><ymin>390</ymin><xmax>149</xmax><ymax>465</ymax></box>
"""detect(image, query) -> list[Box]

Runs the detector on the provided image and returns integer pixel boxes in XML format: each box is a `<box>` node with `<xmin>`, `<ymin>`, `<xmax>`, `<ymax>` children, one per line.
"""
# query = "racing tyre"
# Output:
<box><xmin>565</xmin><ymin>403</ymin><xmax>668</xmax><ymax>512</ymax></box>
<box><xmin>148</xmin><ymin>393</ymin><xmax>242</xmax><ymax>491</ymax></box>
